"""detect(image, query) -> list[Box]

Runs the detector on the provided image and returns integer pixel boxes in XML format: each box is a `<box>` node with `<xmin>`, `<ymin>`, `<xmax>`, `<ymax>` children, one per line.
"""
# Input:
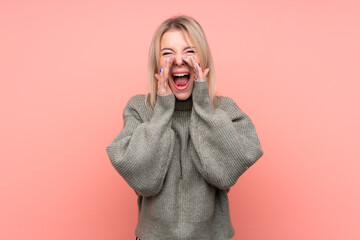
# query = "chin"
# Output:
<box><xmin>174</xmin><ymin>92</ymin><xmax>192</xmax><ymax>100</ymax></box>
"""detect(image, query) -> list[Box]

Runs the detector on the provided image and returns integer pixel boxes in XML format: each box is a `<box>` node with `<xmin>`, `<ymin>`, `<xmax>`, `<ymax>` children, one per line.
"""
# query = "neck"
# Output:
<box><xmin>174</xmin><ymin>96</ymin><xmax>193</xmax><ymax>111</ymax></box>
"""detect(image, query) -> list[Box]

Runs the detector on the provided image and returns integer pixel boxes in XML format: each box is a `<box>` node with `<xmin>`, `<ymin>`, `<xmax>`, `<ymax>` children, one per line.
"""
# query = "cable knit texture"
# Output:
<box><xmin>106</xmin><ymin>80</ymin><xmax>264</xmax><ymax>240</ymax></box>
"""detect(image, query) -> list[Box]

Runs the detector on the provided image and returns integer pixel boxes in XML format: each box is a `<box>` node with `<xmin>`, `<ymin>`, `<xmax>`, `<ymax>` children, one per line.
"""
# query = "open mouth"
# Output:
<box><xmin>172</xmin><ymin>72</ymin><xmax>191</xmax><ymax>91</ymax></box>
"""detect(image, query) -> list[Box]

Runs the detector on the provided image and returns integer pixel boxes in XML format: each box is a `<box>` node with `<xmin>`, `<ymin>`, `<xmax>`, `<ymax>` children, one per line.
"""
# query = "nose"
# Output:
<box><xmin>173</xmin><ymin>53</ymin><xmax>185</xmax><ymax>66</ymax></box>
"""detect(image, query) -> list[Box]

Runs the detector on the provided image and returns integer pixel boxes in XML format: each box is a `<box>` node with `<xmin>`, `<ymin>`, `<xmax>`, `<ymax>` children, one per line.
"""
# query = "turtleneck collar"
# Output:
<box><xmin>174</xmin><ymin>96</ymin><xmax>193</xmax><ymax>111</ymax></box>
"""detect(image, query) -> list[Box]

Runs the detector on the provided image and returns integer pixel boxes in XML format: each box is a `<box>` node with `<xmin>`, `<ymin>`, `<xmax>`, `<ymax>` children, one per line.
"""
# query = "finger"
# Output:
<box><xmin>163</xmin><ymin>56</ymin><xmax>173</xmax><ymax>80</ymax></box>
<box><xmin>190</xmin><ymin>55</ymin><xmax>203</xmax><ymax>79</ymax></box>
<box><xmin>155</xmin><ymin>71</ymin><xmax>166</xmax><ymax>92</ymax></box>
<box><xmin>191</xmin><ymin>55</ymin><xmax>202</xmax><ymax>71</ymax></box>
<box><xmin>183</xmin><ymin>55</ymin><xmax>194</xmax><ymax>68</ymax></box>
<box><xmin>155</xmin><ymin>72</ymin><xmax>166</xmax><ymax>90</ymax></box>
<box><xmin>190</xmin><ymin>55</ymin><xmax>209</xmax><ymax>80</ymax></box>
<box><xmin>182</xmin><ymin>55</ymin><xmax>195</xmax><ymax>69</ymax></box>
<box><xmin>159</xmin><ymin>67</ymin><xmax>164</xmax><ymax>82</ymax></box>
<box><xmin>159</xmin><ymin>57</ymin><xmax>169</xmax><ymax>82</ymax></box>
<box><xmin>183</xmin><ymin>55</ymin><xmax>199</xmax><ymax>79</ymax></box>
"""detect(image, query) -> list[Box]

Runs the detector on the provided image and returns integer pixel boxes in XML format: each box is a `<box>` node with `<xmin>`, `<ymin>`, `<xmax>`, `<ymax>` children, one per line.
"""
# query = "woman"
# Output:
<box><xmin>106</xmin><ymin>15</ymin><xmax>264</xmax><ymax>240</ymax></box>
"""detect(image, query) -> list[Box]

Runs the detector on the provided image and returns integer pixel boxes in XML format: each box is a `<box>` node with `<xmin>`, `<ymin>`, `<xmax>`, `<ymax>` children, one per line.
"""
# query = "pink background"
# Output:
<box><xmin>1</xmin><ymin>0</ymin><xmax>359</xmax><ymax>239</ymax></box>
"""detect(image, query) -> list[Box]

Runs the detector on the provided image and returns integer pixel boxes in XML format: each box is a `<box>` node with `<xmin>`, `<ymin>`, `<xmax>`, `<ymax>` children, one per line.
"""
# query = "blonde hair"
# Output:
<box><xmin>147</xmin><ymin>15</ymin><xmax>216</xmax><ymax>109</ymax></box>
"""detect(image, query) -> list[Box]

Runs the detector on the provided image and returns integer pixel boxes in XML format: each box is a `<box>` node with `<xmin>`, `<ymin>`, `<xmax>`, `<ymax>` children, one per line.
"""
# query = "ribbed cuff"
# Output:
<box><xmin>192</xmin><ymin>79</ymin><xmax>213</xmax><ymax>111</ymax></box>
<box><xmin>151</xmin><ymin>93</ymin><xmax>175</xmax><ymax>122</ymax></box>
<box><xmin>156</xmin><ymin>92</ymin><xmax>175</xmax><ymax>107</ymax></box>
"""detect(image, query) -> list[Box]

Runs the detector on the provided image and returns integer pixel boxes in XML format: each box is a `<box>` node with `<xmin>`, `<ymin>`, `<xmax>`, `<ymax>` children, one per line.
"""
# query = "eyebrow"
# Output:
<box><xmin>160</xmin><ymin>46</ymin><xmax>195</xmax><ymax>52</ymax></box>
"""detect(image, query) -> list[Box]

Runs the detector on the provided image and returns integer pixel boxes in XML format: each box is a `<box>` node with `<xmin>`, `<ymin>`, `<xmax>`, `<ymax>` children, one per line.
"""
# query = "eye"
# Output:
<box><xmin>162</xmin><ymin>52</ymin><xmax>172</xmax><ymax>56</ymax></box>
<box><xmin>186</xmin><ymin>50</ymin><xmax>195</xmax><ymax>54</ymax></box>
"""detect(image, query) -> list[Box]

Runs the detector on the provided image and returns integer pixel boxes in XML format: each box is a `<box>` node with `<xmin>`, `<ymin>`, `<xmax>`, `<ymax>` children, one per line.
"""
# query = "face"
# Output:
<box><xmin>159</xmin><ymin>29</ymin><xmax>200</xmax><ymax>100</ymax></box>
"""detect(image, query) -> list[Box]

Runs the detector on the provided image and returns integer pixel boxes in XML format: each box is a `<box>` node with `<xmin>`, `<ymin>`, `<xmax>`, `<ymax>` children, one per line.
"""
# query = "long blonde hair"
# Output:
<box><xmin>147</xmin><ymin>15</ymin><xmax>216</xmax><ymax>109</ymax></box>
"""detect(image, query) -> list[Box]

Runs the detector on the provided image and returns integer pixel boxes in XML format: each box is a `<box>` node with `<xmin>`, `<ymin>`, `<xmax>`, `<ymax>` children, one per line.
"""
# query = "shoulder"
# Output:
<box><xmin>126</xmin><ymin>94</ymin><xmax>147</xmax><ymax>107</ymax></box>
<box><xmin>215</xmin><ymin>95</ymin><xmax>251</xmax><ymax>121</ymax></box>
<box><xmin>215</xmin><ymin>96</ymin><xmax>244</xmax><ymax>113</ymax></box>
<box><xmin>123</xmin><ymin>94</ymin><xmax>151</xmax><ymax>120</ymax></box>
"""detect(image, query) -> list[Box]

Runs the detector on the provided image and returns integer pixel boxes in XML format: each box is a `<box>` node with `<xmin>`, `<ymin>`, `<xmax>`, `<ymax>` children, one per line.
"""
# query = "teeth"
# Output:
<box><xmin>173</xmin><ymin>73</ymin><xmax>189</xmax><ymax>77</ymax></box>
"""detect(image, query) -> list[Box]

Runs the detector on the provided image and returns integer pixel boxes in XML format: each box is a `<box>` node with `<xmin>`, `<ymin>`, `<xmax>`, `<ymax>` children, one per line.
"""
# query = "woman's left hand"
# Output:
<box><xmin>183</xmin><ymin>55</ymin><xmax>210</xmax><ymax>82</ymax></box>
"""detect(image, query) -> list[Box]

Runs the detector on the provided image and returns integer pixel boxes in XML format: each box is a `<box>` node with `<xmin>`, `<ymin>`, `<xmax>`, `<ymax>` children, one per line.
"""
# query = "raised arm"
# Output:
<box><xmin>106</xmin><ymin>93</ymin><xmax>175</xmax><ymax>197</ymax></box>
<box><xmin>189</xmin><ymin>80</ymin><xmax>264</xmax><ymax>190</ymax></box>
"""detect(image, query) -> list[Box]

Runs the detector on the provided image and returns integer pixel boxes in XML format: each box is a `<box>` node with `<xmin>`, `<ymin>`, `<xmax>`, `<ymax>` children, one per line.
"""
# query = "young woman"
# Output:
<box><xmin>106</xmin><ymin>15</ymin><xmax>264</xmax><ymax>240</ymax></box>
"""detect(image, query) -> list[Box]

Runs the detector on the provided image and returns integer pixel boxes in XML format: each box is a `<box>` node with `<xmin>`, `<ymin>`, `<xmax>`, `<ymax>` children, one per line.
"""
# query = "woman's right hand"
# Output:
<box><xmin>154</xmin><ymin>56</ymin><xmax>174</xmax><ymax>95</ymax></box>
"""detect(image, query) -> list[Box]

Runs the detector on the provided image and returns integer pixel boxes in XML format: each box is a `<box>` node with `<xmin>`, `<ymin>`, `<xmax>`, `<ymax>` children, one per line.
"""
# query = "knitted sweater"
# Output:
<box><xmin>106</xmin><ymin>80</ymin><xmax>264</xmax><ymax>240</ymax></box>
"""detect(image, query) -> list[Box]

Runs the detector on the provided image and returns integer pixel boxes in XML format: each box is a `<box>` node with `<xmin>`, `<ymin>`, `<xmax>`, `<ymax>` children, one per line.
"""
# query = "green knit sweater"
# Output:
<box><xmin>106</xmin><ymin>80</ymin><xmax>264</xmax><ymax>240</ymax></box>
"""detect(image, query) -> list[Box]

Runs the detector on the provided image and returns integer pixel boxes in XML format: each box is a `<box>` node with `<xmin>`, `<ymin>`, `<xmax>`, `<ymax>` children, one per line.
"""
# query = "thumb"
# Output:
<box><xmin>154</xmin><ymin>73</ymin><xmax>161</xmax><ymax>82</ymax></box>
<box><xmin>203</xmin><ymin>68</ymin><xmax>210</xmax><ymax>78</ymax></box>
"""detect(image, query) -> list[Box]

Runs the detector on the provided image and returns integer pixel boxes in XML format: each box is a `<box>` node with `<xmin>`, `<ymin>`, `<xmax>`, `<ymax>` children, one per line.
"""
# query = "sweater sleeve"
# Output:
<box><xmin>189</xmin><ymin>80</ymin><xmax>264</xmax><ymax>190</ymax></box>
<box><xmin>106</xmin><ymin>93</ymin><xmax>176</xmax><ymax>197</ymax></box>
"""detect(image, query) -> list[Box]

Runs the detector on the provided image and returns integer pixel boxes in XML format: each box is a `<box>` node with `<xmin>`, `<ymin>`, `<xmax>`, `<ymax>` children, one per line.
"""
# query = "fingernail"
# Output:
<box><xmin>160</xmin><ymin>68</ymin><xmax>162</xmax><ymax>73</ymax></box>
<box><xmin>183</xmin><ymin>55</ymin><xmax>187</xmax><ymax>59</ymax></box>
<box><xmin>170</xmin><ymin>56</ymin><xmax>173</xmax><ymax>60</ymax></box>
<box><xmin>198</xmin><ymin>63</ymin><xmax>200</xmax><ymax>67</ymax></box>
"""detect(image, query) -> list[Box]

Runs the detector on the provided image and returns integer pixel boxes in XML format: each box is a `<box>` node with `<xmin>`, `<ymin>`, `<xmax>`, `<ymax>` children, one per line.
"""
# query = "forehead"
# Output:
<box><xmin>160</xmin><ymin>29</ymin><xmax>193</xmax><ymax>48</ymax></box>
